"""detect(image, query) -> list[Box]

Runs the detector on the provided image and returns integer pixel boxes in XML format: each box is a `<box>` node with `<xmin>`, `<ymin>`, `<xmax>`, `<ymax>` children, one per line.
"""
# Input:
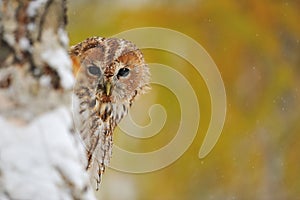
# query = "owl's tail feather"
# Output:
<box><xmin>86</xmin><ymin>128</ymin><xmax>113</xmax><ymax>190</ymax></box>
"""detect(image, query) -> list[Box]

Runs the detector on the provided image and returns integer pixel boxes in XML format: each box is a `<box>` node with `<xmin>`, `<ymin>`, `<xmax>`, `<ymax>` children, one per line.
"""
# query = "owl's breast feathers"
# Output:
<box><xmin>94</xmin><ymin>97</ymin><xmax>129</xmax><ymax>124</ymax></box>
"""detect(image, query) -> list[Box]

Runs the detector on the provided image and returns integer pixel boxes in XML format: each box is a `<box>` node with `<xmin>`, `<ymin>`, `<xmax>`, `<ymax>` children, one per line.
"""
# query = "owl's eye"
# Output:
<box><xmin>87</xmin><ymin>65</ymin><xmax>101</xmax><ymax>76</ymax></box>
<box><xmin>117</xmin><ymin>67</ymin><xmax>130</xmax><ymax>77</ymax></box>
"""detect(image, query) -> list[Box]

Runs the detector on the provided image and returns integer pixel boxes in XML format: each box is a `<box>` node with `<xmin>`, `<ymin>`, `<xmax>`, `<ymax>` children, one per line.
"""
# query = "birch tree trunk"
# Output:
<box><xmin>0</xmin><ymin>0</ymin><xmax>95</xmax><ymax>199</ymax></box>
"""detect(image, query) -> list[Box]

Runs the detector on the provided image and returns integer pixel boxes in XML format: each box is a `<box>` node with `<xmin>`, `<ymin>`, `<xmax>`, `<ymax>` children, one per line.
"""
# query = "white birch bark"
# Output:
<box><xmin>0</xmin><ymin>0</ymin><xmax>95</xmax><ymax>199</ymax></box>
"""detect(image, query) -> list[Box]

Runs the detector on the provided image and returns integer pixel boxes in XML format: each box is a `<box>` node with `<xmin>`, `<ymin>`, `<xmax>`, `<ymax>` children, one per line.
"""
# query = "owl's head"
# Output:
<box><xmin>70</xmin><ymin>37</ymin><xmax>150</xmax><ymax>105</ymax></box>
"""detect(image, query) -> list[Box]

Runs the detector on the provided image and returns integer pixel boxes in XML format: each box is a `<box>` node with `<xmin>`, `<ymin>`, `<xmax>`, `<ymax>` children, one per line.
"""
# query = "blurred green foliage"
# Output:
<box><xmin>68</xmin><ymin>0</ymin><xmax>300</xmax><ymax>199</ymax></box>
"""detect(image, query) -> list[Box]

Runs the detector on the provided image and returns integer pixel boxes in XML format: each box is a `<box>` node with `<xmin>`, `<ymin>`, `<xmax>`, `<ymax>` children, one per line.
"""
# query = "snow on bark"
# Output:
<box><xmin>40</xmin><ymin>29</ymin><xmax>74</xmax><ymax>89</ymax></box>
<box><xmin>0</xmin><ymin>107</ymin><xmax>95</xmax><ymax>200</ymax></box>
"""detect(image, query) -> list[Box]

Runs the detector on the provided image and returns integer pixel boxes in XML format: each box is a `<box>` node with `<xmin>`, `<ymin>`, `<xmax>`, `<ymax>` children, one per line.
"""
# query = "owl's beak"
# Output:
<box><xmin>105</xmin><ymin>82</ymin><xmax>112</xmax><ymax>96</ymax></box>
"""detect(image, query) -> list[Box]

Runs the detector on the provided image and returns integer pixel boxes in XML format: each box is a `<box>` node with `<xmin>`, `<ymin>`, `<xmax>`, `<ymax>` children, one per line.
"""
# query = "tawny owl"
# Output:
<box><xmin>70</xmin><ymin>37</ymin><xmax>150</xmax><ymax>190</ymax></box>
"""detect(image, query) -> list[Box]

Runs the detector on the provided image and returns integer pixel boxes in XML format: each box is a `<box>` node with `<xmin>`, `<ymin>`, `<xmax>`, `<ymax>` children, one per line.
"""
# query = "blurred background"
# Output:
<box><xmin>68</xmin><ymin>0</ymin><xmax>300</xmax><ymax>199</ymax></box>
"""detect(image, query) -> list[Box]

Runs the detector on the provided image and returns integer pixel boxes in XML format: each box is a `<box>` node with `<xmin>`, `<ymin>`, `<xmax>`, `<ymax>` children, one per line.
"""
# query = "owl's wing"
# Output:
<box><xmin>73</xmin><ymin>90</ymin><xmax>114</xmax><ymax>190</ymax></box>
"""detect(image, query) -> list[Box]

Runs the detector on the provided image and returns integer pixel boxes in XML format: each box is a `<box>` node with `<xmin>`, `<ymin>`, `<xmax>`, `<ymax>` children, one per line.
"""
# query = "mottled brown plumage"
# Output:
<box><xmin>70</xmin><ymin>37</ymin><xmax>150</xmax><ymax>190</ymax></box>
